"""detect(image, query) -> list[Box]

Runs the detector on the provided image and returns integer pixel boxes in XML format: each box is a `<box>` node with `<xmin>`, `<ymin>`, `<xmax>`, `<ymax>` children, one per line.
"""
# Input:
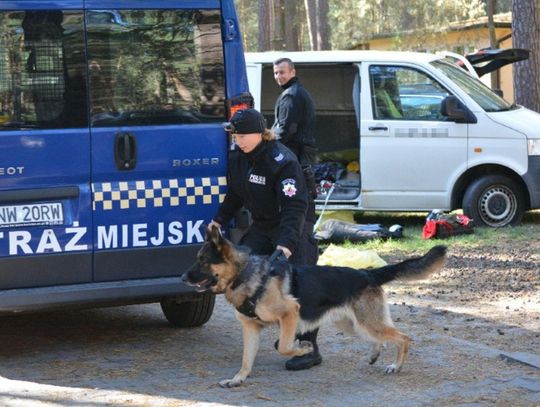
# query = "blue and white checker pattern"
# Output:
<box><xmin>92</xmin><ymin>177</ymin><xmax>227</xmax><ymax>211</ymax></box>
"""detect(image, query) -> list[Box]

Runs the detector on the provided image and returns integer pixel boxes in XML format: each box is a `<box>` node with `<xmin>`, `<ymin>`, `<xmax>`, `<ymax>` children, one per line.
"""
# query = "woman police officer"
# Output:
<box><xmin>209</xmin><ymin>108</ymin><xmax>322</xmax><ymax>370</ymax></box>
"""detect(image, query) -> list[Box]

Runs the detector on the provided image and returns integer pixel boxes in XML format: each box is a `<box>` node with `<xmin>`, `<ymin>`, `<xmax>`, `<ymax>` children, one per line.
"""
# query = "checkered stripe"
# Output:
<box><xmin>92</xmin><ymin>177</ymin><xmax>227</xmax><ymax>211</ymax></box>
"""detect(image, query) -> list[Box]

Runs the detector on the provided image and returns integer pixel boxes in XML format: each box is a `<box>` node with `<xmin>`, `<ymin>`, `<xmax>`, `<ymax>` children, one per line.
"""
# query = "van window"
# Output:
<box><xmin>432</xmin><ymin>59</ymin><xmax>514</xmax><ymax>112</ymax></box>
<box><xmin>86</xmin><ymin>10</ymin><xmax>225</xmax><ymax>127</ymax></box>
<box><xmin>370</xmin><ymin>65</ymin><xmax>449</xmax><ymax>121</ymax></box>
<box><xmin>0</xmin><ymin>10</ymin><xmax>88</xmax><ymax>130</ymax></box>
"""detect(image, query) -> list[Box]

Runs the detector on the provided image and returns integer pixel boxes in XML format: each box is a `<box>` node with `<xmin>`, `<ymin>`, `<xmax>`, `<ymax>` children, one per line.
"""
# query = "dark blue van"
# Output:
<box><xmin>0</xmin><ymin>0</ymin><xmax>250</xmax><ymax>326</ymax></box>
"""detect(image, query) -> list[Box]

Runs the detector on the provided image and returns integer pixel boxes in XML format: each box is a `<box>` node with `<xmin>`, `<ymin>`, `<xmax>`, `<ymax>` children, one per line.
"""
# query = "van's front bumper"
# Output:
<box><xmin>523</xmin><ymin>155</ymin><xmax>540</xmax><ymax>209</ymax></box>
<box><xmin>0</xmin><ymin>277</ymin><xmax>198</xmax><ymax>314</ymax></box>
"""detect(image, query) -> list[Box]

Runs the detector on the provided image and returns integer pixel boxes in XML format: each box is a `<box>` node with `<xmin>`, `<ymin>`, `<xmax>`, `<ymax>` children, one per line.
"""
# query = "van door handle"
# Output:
<box><xmin>114</xmin><ymin>132</ymin><xmax>137</xmax><ymax>170</ymax></box>
<box><xmin>368</xmin><ymin>126</ymin><xmax>388</xmax><ymax>131</ymax></box>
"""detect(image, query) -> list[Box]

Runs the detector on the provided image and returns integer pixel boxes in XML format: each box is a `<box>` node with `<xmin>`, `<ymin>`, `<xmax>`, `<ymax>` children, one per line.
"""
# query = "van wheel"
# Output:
<box><xmin>160</xmin><ymin>292</ymin><xmax>215</xmax><ymax>328</ymax></box>
<box><xmin>463</xmin><ymin>175</ymin><xmax>525</xmax><ymax>227</ymax></box>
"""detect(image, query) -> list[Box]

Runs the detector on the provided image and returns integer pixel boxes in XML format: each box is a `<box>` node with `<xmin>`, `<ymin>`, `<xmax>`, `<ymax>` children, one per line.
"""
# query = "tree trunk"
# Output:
<box><xmin>284</xmin><ymin>1</ymin><xmax>300</xmax><ymax>50</ymax></box>
<box><xmin>304</xmin><ymin>0</ymin><xmax>329</xmax><ymax>50</ymax></box>
<box><xmin>272</xmin><ymin>0</ymin><xmax>286</xmax><ymax>50</ymax></box>
<box><xmin>316</xmin><ymin>0</ymin><xmax>330</xmax><ymax>50</ymax></box>
<box><xmin>304</xmin><ymin>0</ymin><xmax>317</xmax><ymax>50</ymax></box>
<box><xmin>512</xmin><ymin>0</ymin><xmax>540</xmax><ymax>112</ymax></box>
<box><xmin>258</xmin><ymin>0</ymin><xmax>271</xmax><ymax>51</ymax></box>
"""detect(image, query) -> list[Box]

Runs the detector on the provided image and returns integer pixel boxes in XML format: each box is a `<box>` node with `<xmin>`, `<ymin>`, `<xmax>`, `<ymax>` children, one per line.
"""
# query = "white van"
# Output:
<box><xmin>245</xmin><ymin>50</ymin><xmax>540</xmax><ymax>227</ymax></box>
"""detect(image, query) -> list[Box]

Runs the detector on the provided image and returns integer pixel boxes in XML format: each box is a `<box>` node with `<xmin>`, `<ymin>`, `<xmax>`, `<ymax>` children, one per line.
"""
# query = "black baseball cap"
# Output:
<box><xmin>223</xmin><ymin>108</ymin><xmax>266</xmax><ymax>134</ymax></box>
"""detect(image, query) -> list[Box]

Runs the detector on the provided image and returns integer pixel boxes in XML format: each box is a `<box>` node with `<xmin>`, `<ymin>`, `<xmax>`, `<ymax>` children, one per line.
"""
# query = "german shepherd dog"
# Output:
<box><xmin>182</xmin><ymin>225</ymin><xmax>447</xmax><ymax>388</ymax></box>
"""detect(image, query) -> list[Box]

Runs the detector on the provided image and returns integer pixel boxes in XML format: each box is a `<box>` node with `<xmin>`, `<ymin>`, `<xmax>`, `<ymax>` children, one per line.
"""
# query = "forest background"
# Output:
<box><xmin>234</xmin><ymin>0</ymin><xmax>540</xmax><ymax>112</ymax></box>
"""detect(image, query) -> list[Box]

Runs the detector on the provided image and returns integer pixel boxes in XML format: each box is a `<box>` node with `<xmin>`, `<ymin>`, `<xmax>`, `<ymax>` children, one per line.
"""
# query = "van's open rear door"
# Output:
<box><xmin>465</xmin><ymin>48</ymin><xmax>530</xmax><ymax>77</ymax></box>
<box><xmin>440</xmin><ymin>48</ymin><xmax>530</xmax><ymax>78</ymax></box>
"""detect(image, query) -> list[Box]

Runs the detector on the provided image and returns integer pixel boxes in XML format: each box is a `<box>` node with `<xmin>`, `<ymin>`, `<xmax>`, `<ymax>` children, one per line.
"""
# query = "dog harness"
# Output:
<box><xmin>235</xmin><ymin>271</ymin><xmax>272</xmax><ymax>319</ymax></box>
<box><xmin>232</xmin><ymin>252</ymin><xmax>290</xmax><ymax>320</ymax></box>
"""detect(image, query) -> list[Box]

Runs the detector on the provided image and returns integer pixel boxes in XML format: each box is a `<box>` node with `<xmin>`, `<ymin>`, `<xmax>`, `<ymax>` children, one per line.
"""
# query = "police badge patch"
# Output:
<box><xmin>281</xmin><ymin>178</ymin><xmax>297</xmax><ymax>197</ymax></box>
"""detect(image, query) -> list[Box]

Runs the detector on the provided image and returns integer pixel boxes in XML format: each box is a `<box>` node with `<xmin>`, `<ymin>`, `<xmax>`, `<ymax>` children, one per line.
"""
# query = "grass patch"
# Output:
<box><xmin>317</xmin><ymin>209</ymin><xmax>540</xmax><ymax>255</ymax></box>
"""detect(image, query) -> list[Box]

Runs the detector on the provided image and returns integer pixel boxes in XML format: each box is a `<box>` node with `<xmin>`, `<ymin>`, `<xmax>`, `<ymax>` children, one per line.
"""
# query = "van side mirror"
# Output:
<box><xmin>441</xmin><ymin>96</ymin><xmax>477</xmax><ymax>124</ymax></box>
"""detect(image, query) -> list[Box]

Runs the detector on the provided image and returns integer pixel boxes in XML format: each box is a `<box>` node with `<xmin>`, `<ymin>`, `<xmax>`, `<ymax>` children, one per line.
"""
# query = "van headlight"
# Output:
<box><xmin>528</xmin><ymin>139</ymin><xmax>540</xmax><ymax>156</ymax></box>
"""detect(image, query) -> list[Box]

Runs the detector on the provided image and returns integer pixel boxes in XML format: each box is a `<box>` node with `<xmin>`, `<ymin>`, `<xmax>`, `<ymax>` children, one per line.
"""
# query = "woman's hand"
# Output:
<box><xmin>276</xmin><ymin>245</ymin><xmax>292</xmax><ymax>259</ymax></box>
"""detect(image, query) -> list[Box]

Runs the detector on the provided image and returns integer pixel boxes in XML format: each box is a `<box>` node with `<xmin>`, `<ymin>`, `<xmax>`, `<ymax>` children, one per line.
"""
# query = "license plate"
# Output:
<box><xmin>0</xmin><ymin>202</ymin><xmax>64</xmax><ymax>228</ymax></box>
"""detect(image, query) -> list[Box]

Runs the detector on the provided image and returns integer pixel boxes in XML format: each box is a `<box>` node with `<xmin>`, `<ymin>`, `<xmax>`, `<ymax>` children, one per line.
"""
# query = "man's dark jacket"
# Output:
<box><xmin>272</xmin><ymin>77</ymin><xmax>316</xmax><ymax>162</ymax></box>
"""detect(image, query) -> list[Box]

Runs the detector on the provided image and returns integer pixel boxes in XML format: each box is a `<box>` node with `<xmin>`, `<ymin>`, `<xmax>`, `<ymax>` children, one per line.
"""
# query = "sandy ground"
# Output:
<box><xmin>0</xmin><ymin>243</ymin><xmax>538</xmax><ymax>407</ymax></box>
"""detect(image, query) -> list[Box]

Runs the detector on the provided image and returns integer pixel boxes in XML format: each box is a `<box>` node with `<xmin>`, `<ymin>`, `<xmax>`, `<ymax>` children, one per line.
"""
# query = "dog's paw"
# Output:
<box><xmin>219</xmin><ymin>378</ymin><xmax>244</xmax><ymax>388</ymax></box>
<box><xmin>384</xmin><ymin>364</ymin><xmax>401</xmax><ymax>374</ymax></box>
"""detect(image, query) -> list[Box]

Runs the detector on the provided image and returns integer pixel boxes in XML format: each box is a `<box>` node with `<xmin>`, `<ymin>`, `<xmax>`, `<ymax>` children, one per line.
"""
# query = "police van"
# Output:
<box><xmin>0</xmin><ymin>0</ymin><xmax>250</xmax><ymax>325</ymax></box>
<box><xmin>245</xmin><ymin>50</ymin><xmax>540</xmax><ymax>227</ymax></box>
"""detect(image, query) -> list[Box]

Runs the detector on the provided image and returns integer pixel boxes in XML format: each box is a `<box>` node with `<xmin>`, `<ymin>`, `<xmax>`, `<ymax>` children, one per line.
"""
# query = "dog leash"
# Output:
<box><xmin>269</xmin><ymin>248</ymin><xmax>287</xmax><ymax>263</ymax></box>
<box><xmin>313</xmin><ymin>182</ymin><xmax>336</xmax><ymax>232</ymax></box>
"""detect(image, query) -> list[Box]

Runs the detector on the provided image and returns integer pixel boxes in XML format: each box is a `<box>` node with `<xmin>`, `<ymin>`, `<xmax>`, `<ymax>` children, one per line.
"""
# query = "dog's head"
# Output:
<box><xmin>182</xmin><ymin>225</ymin><xmax>246</xmax><ymax>293</ymax></box>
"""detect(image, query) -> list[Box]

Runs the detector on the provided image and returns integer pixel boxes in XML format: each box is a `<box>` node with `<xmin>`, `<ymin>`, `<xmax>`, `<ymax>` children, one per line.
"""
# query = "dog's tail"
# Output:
<box><xmin>368</xmin><ymin>245</ymin><xmax>447</xmax><ymax>286</ymax></box>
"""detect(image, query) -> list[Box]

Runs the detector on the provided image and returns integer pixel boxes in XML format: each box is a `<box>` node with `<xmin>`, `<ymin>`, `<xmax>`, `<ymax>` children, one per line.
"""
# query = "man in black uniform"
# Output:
<box><xmin>272</xmin><ymin>58</ymin><xmax>318</xmax><ymax>261</ymax></box>
<box><xmin>272</xmin><ymin>58</ymin><xmax>317</xmax><ymax>166</ymax></box>
<box><xmin>210</xmin><ymin>108</ymin><xmax>309</xmax><ymax>265</ymax></box>
<box><xmin>272</xmin><ymin>58</ymin><xmax>321</xmax><ymax>371</ymax></box>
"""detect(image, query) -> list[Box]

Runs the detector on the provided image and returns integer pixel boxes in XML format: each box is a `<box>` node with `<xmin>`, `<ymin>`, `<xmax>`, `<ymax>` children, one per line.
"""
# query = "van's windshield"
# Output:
<box><xmin>431</xmin><ymin>59</ymin><xmax>515</xmax><ymax>112</ymax></box>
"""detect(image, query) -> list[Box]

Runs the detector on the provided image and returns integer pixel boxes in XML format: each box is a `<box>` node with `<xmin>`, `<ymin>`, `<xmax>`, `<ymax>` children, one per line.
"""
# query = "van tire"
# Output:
<box><xmin>463</xmin><ymin>175</ymin><xmax>525</xmax><ymax>227</ymax></box>
<box><xmin>160</xmin><ymin>292</ymin><xmax>215</xmax><ymax>327</ymax></box>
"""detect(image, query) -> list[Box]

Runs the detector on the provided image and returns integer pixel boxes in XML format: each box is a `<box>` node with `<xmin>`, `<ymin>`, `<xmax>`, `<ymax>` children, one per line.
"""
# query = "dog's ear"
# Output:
<box><xmin>206</xmin><ymin>224</ymin><xmax>235</xmax><ymax>260</ymax></box>
<box><xmin>207</xmin><ymin>224</ymin><xmax>224</xmax><ymax>247</ymax></box>
<box><xmin>204</xmin><ymin>225</ymin><xmax>213</xmax><ymax>242</ymax></box>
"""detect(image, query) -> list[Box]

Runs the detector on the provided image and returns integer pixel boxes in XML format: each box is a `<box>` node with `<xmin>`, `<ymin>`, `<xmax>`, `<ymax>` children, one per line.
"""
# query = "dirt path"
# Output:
<box><xmin>0</xmin><ymin>244</ymin><xmax>539</xmax><ymax>406</ymax></box>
